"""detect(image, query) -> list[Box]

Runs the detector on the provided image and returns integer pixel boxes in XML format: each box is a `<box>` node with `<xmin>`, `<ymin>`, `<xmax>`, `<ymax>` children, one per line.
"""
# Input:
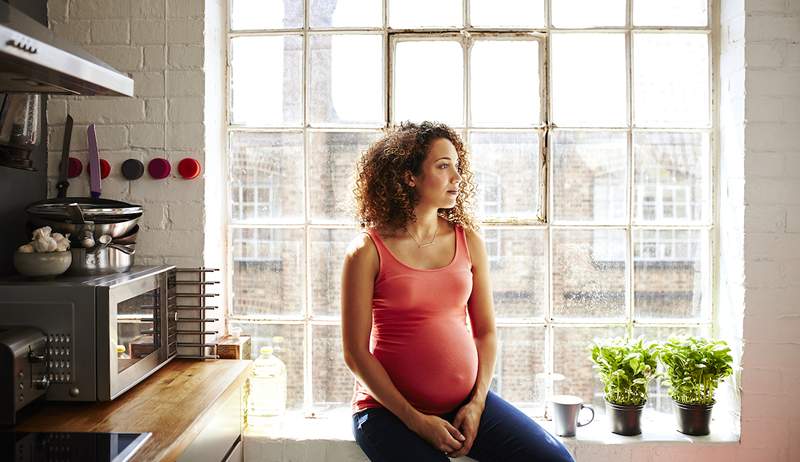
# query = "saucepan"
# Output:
<box><xmin>68</xmin><ymin>245</ymin><xmax>135</xmax><ymax>275</ymax></box>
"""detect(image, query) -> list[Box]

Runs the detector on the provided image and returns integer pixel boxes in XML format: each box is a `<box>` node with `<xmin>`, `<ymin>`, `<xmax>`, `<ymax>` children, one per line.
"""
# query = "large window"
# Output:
<box><xmin>226</xmin><ymin>0</ymin><xmax>714</xmax><ymax>416</ymax></box>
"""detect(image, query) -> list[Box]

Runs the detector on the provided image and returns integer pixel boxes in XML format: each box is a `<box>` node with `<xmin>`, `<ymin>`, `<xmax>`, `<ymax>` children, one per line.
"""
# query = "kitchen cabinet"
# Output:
<box><xmin>14</xmin><ymin>359</ymin><xmax>252</xmax><ymax>461</ymax></box>
<box><xmin>178</xmin><ymin>376</ymin><xmax>244</xmax><ymax>462</ymax></box>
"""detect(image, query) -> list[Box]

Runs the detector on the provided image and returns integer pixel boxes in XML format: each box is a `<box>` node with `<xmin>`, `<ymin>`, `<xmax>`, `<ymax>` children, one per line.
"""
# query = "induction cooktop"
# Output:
<box><xmin>0</xmin><ymin>432</ymin><xmax>151</xmax><ymax>462</ymax></box>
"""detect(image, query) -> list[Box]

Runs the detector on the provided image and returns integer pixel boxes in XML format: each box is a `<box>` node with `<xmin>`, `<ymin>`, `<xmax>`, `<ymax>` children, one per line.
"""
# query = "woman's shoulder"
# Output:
<box><xmin>459</xmin><ymin>225</ymin><xmax>487</xmax><ymax>264</ymax></box>
<box><xmin>344</xmin><ymin>230</ymin><xmax>379</xmax><ymax>268</ymax></box>
<box><xmin>459</xmin><ymin>224</ymin><xmax>484</xmax><ymax>245</ymax></box>
<box><xmin>346</xmin><ymin>230</ymin><xmax>376</xmax><ymax>254</ymax></box>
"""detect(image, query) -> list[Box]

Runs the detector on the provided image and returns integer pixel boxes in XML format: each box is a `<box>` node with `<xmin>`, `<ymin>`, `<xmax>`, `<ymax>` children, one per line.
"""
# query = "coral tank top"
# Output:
<box><xmin>351</xmin><ymin>225</ymin><xmax>479</xmax><ymax>415</ymax></box>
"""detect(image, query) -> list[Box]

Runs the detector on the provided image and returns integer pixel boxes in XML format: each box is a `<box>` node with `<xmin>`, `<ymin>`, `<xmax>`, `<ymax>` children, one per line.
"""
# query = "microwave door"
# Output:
<box><xmin>97</xmin><ymin>272</ymin><xmax>170</xmax><ymax>400</ymax></box>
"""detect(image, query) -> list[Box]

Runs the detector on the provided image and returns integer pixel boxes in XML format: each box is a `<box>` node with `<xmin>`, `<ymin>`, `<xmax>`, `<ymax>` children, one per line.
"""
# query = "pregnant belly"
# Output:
<box><xmin>373</xmin><ymin>323</ymin><xmax>478</xmax><ymax>414</ymax></box>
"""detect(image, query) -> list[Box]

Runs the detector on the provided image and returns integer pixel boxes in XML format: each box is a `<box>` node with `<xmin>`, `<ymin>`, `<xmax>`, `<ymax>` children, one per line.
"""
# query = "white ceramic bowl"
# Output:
<box><xmin>13</xmin><ymin>250</ymin><xmax>72</xmax><ymax>278</ymax></box>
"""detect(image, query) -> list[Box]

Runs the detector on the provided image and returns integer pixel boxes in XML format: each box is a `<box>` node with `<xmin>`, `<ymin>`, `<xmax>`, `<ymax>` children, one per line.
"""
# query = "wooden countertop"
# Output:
<box><xmin>15</xmin><ymin>359</ymin><xmax>253</xmax><ymax>462</ymax></box>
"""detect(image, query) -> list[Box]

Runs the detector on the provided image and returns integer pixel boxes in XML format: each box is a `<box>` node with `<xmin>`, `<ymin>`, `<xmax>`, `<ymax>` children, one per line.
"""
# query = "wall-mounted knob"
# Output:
<box><xmin>148</xmin><ymin>158</ymin><xmax>171</xmax><ymax>179</ymax></box>
<box><xmin>85</xmin><ymin>158</ymin><xmax>111</xmax><ymax>179</ymax></box>
<box><xmin>67</xmin><ymin>157</ymin><xmax>82</xmax><ymax>178</ymax></box>
<box><xmin>178</xmin><ymin>158</ymin><xmax>201</xmax><ymax>179</ymax></box>
<box><xmin>122</xmin><ymin>159</ymin><xmax>145</xmax><ymax>180</ymax></box>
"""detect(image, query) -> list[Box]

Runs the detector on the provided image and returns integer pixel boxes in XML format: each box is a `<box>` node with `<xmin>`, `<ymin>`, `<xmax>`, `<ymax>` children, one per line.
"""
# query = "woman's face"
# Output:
<box><xmin>409</xmin><ymin>138</ymin><xmax>462</xmax><ymax>210</ymax></box>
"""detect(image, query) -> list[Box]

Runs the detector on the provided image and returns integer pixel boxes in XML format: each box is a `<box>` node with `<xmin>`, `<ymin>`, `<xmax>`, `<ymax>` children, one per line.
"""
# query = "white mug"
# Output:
<box><xmin>550</xmin><ymin>395</ymin><xmax>595</xmax><ymax>437</ymax></box>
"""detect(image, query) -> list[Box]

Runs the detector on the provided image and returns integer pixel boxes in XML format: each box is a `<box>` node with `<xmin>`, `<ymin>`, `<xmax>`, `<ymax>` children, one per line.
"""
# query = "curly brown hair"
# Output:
<box><xmin>353</xmin><ymin>121</ymin><xmax>477</xmax><ymax>232</ymax></box>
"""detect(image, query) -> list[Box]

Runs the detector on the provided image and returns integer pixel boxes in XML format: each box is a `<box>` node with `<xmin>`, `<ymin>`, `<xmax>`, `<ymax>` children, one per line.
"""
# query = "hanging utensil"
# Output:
<box><xmin>56</xmin><ymin>115</ymin><xmax>73</xmax><ymax>198</ymax></box>
<box><xmin>87</xmin><ymin>124</ymin><xmax>101</xmax><ymax>198</ymax></box>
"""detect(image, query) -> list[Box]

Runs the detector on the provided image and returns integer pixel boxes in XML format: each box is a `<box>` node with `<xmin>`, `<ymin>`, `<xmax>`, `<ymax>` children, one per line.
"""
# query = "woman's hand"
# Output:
<box><xmin>408</xmin><ymin>413</ymin><xmax>466</xmax><ymax>455</ymax></box>
<box><xmin>446</xmin><ymin>399</ymin><xmax>485</xmax><ymax>458</ymax></box>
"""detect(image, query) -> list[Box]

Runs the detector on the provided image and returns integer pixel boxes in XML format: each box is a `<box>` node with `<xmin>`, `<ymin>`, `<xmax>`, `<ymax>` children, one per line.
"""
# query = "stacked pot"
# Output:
<box><xmin>26</xmin><ymin>198</ymin><xmax>142</xmax><ymax>275</ymax></box>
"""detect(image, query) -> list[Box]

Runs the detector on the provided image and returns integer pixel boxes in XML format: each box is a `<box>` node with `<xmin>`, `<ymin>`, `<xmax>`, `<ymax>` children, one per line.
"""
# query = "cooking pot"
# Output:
<box><xmin>26</xmin><ymin>197</ymin><xmax>142</xmax><ymax>239</ymax></box>
<box><xmin>68</xmin><ymin>245</ymin><xmax>135</xmax><ymax>275</ymax></box>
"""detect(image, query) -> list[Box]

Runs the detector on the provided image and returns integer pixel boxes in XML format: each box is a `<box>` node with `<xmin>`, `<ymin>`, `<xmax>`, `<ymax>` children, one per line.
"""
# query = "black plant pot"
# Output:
<box><xmin>605</xmin><ymin>400</ymin><xmax>644</xmax><ymax>436</ymax></box>
<box><xmin>674</xmin><ymin>401</ymin><xmax>714</xmax><ymax>436</ymax></box>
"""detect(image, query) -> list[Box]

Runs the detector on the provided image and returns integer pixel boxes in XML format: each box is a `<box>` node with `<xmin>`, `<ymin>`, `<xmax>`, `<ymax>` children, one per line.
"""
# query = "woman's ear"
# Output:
<box><xmin>404</xmin><ymin>171</ymin><xmax>416</xmax><ymax>188</ymax></box>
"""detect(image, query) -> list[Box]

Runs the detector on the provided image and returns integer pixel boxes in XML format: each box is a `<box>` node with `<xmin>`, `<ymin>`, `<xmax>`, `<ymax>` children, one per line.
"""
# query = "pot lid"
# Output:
<box><xmin>26</xmin><ymin>197</ymin><xmax>143</xmax><ymax>218</ymax></box>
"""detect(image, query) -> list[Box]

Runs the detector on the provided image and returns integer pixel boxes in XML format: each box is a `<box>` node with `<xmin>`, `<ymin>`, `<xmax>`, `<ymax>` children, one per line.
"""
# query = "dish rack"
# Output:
<box><xmin>168</xmin><ymin>267</ymin><xmax>220</xmax><ymax>360</ymax></box>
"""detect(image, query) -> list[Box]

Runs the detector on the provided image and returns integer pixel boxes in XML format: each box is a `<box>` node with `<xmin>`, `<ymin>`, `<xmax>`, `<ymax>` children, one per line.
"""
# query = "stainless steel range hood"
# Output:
<box><xmin>0</xmin><ymin>2</ymin><xmax>134</xmax><ymax>96</ymax></box>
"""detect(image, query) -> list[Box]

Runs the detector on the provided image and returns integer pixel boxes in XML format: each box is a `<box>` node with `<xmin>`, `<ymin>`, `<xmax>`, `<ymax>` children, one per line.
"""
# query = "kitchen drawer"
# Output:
<box><xmin>178</xmin><ymin>383</ymin><xmax>242</xmax><ymax>462</ymax></box>
<box><xmin>224</xmin><ymin>439</ymin><xmax>243</xmax><ymax>462</ymax></box>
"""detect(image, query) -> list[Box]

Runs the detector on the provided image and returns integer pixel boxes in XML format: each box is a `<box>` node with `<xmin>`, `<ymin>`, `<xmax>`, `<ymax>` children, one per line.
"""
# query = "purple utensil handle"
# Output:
<box><xmin>87</xmin><ymin>124</ymin><xmax>101</xmax><ymax>198</ymax></box>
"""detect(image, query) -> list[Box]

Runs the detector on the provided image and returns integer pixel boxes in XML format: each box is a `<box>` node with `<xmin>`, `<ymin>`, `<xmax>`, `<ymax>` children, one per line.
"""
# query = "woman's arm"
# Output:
<box><xmin>341</xmin><ymin>234</ymin><xmax>465</xmax><ymax>453</ymax></box>
<box><xmin>448</xmin><ymin>229</ymin><xmax>498</xmax><ymax>458</ymax></box>
<box><xmin>465</xmin><ymin>229</ymin><xmax>498</xmax><ymax>409</ymax></box>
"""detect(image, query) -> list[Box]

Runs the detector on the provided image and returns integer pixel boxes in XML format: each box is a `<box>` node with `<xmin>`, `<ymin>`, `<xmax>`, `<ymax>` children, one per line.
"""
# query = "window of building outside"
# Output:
<box><xmin>225</xmin><ymin>0</ymin><xmax>713</xmax><ymax>418</ymax></box>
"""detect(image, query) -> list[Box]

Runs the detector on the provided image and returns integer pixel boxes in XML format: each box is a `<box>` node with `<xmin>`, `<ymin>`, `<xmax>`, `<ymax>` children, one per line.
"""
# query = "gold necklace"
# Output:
<box><xmin>405</xmin><ymin>226</ymin><xmax>438</xmax><ymax>248</ymax></box>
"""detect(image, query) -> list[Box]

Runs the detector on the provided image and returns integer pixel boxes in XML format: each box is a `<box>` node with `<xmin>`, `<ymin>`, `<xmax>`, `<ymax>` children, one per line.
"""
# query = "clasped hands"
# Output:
<box><xmin>409</xmin><ymin>399</ymin><xmax>485</xmax><ymax>458</ymax></box>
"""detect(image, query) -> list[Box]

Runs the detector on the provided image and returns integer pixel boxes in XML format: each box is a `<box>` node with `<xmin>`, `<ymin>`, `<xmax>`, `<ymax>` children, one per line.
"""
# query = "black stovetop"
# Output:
<box><xmin>0</xmin><ymin>432</ymin><xmax>151</xmax><ymax>462</ymax></box>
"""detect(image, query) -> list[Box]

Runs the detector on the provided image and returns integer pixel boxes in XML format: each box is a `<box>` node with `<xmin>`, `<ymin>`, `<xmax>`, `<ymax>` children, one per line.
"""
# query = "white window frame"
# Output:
<box><xmin>225</xmin><ymin>0</ymin><xmax>716</xmax><ymax>417</ymax></box>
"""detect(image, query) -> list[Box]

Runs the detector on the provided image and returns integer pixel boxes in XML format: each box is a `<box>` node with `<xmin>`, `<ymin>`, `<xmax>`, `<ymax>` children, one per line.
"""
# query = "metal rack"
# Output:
<box><xmin>168</xmin><ymin>268</ymin><xmax>220</xmax><ymax>360</ymax></box>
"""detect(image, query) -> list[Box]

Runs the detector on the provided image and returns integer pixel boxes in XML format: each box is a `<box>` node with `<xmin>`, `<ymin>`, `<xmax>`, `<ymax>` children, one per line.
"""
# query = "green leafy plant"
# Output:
<box><xmin>590</xmin><ymin>337</ymin><xmax>658</xmax><ymax>406</ymax></box>
<box><xmin>657</xmin><ymin>336</ymin><xmax>733</xmax><ymax>405</ymax></box>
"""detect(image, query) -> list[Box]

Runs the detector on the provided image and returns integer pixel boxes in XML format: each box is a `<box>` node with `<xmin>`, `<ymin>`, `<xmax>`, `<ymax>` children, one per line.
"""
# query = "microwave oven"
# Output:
<box><xmin>0</xmin><ymin>265</ymin><xmax>177</xmax><ymax>402</ymax></box>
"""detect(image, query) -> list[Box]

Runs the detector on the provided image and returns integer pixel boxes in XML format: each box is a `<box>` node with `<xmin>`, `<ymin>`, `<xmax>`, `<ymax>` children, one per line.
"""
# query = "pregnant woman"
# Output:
<box><xmin>341</xmin><ymin>121</ymin><xmax>574</xmax><ymax>462</ymax></box>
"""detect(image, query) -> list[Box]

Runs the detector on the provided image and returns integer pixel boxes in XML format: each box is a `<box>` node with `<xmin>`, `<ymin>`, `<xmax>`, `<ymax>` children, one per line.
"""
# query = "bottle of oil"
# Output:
<box><xmin>248</xmin><ymin>346</ymin><xmax>287</xmax><ymax>418</ymax></box>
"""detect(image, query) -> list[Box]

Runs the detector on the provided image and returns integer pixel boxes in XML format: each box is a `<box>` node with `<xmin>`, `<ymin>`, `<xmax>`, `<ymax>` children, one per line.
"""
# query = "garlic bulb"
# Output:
<box><xmin>17</xmin><ymin>244</ymin><xmax>34</xmax><ymax>253</ymax></box>
<box><xmin>33</xmin><ymin>236</ymin><xmax>58</xmax><ymax>253</ymax></box>
<box><xmin>52</xmin><ymin>232</ymin><xmax>71</xmax><ymax>251</ymax></box>
<box><xmin>31</xmin><ymin>226</ymin><xmax>52</xmax><ymax>241</ymax></box>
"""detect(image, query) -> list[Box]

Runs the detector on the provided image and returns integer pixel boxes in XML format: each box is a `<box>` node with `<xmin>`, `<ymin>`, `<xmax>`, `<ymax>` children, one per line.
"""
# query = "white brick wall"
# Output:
<box><xmin>46</xmin><ymin>0</ymin><xmax>207</xmax><ymax>268</ymax></box>
<box><xmin>739</xmin><ymin>1</ymin><xmax>800</xmax><ymax>461</ymax></box>
<box><xmin>44</xmin><ymin>0</ymin><xmax>800</xmax><ymax>460</ymax></box>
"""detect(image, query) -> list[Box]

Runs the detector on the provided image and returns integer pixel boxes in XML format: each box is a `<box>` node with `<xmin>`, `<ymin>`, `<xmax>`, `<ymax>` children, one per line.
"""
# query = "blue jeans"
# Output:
<box><xmin>352</xmin><ymin>391</ymin><xmax>574</xmax><ymax>462</ymax></box>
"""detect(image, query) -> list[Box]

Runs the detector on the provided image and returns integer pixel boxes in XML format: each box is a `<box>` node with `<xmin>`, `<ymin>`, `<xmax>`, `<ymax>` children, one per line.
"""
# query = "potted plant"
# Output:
<box><xmin>657</xmin><ymin>336</ymin><xmax>733</xmax><ymax>436</ymax></box>
<box><xmin>590</xmin><ymin>336</ymin><xmax>658</xmax><ymax>436</ymax></box>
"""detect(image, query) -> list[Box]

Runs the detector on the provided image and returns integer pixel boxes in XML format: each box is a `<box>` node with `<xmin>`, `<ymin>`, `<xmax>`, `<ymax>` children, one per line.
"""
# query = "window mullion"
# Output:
<box><xmin>302</xmin><ymin>0</ymin><xmax>313</xmax><ymax>416</ymax></box>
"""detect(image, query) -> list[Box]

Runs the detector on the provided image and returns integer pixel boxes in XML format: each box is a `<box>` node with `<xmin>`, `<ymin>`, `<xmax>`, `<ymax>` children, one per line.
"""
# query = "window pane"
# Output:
<box><xmin>310</xmin><ymin>0</ymin><xmax>382</xmax><ymax>28</ymax></box>
<box><xmin>494</xmin><ymin>327</ymin><xmax>545</xmax><ymax>404</ymax></box>
<box><xmin>309</xmin><ymin>34</ymin><xmax>384</xmax><ymax>126</ymax></box>
<box><xmin>394</xmin><ymin>40</ymin><xmax>464</xmax><ymax>126</ymax></box>
<box><xmin>230</xmin><ymin>322</ymin><xmax>304</xmax><ymax>409</ymax></box>
<box><xmin>551</xmin><ymin>0</ymin><xmax>626</xmax><ymax>28</ymax></box>
<box><xmin>488</xmin><ymin>228</ymin><xmax>547</xmax><ymax>320</ymax></box>
<box><xmin>553</xmin><ymin>326</ymin><xmax>627</xmax><ymax>415</ymax></box>
<box><xmin>633</xmin><ymin>131</ymin><xmax>710</xmax><ymax>224</ymax></box>
<box><xmin>551</xmin><ymin>130</ymin><xmax>627</xmax><ymax>223</ymax></box>
<box><xmin>231</xmin><ymin>36</ymin><xmax>303</xmax><ymax>127</ymax></box>
<box><xmin>230</xmin><ymin>0</ymin><xmax>303</xmax><ymax>30</ymax></box>
<box><xmin>551</xmin><ymin>33</ymin><xmax>627</xmax><ymax>127</ymax></box>
<box><xmin>633</xmin><ymin>229</ymin><xmax>709</xmax><ymax>320</ymax></box>
<box><xmin>469</xmin><ymin>131</ymin><xmax>540</xmax><ymax>219</ymax></box>
<box><xmin>633</xmin><ymin>325</ymin><xmax>711</xmax><ymax>413</ymax></box>
<box><xmin>633</xmin><ymin>0</ymin><xmax>708</xmax><ymax>27</ymax></box>
<box><xmin>471</xmin><ymin>40</ymin><xmax>540</xmax><ymax>127</ymax></box>
<box><xmin>552</xmin><ymin>229</ymin><xmax>627</xmax><ymax>319</ymax></box>
<box><xmin>310</xmin><ymin>228</ymin><xmax>359</xmax><ymax>317</ymax></box>
<box><xmin>470</xmin><ymin>0</ymin><xmax>544</xmax><ymax>28</ymax></box>
<box><xmin>309</xmin><ymin>131</ymin><xmax>382</xmax><ymax>222</ymax></box>
<box><xmin>389</xmin><ymin>0</ymin><xmax>461</xmax><ymax>28</ymax></box>
<box><xmin>312</xmin><ymin>325</ymin><xmax>353</xmax><ymax>409</ymax></box>
<box><xmin>229</xmin><ymin>131</ymin><xmax>304</xmax><ymax>222</ymax></box>
<box><xmin>231</xmin><ymin>228</ymin><xmax>305</xmax><ymax>316</ymax></box>
<box><xmin>634</xmin><ymin>33</ymin><xmax>709</xmax><ymax>127</ymax></box>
